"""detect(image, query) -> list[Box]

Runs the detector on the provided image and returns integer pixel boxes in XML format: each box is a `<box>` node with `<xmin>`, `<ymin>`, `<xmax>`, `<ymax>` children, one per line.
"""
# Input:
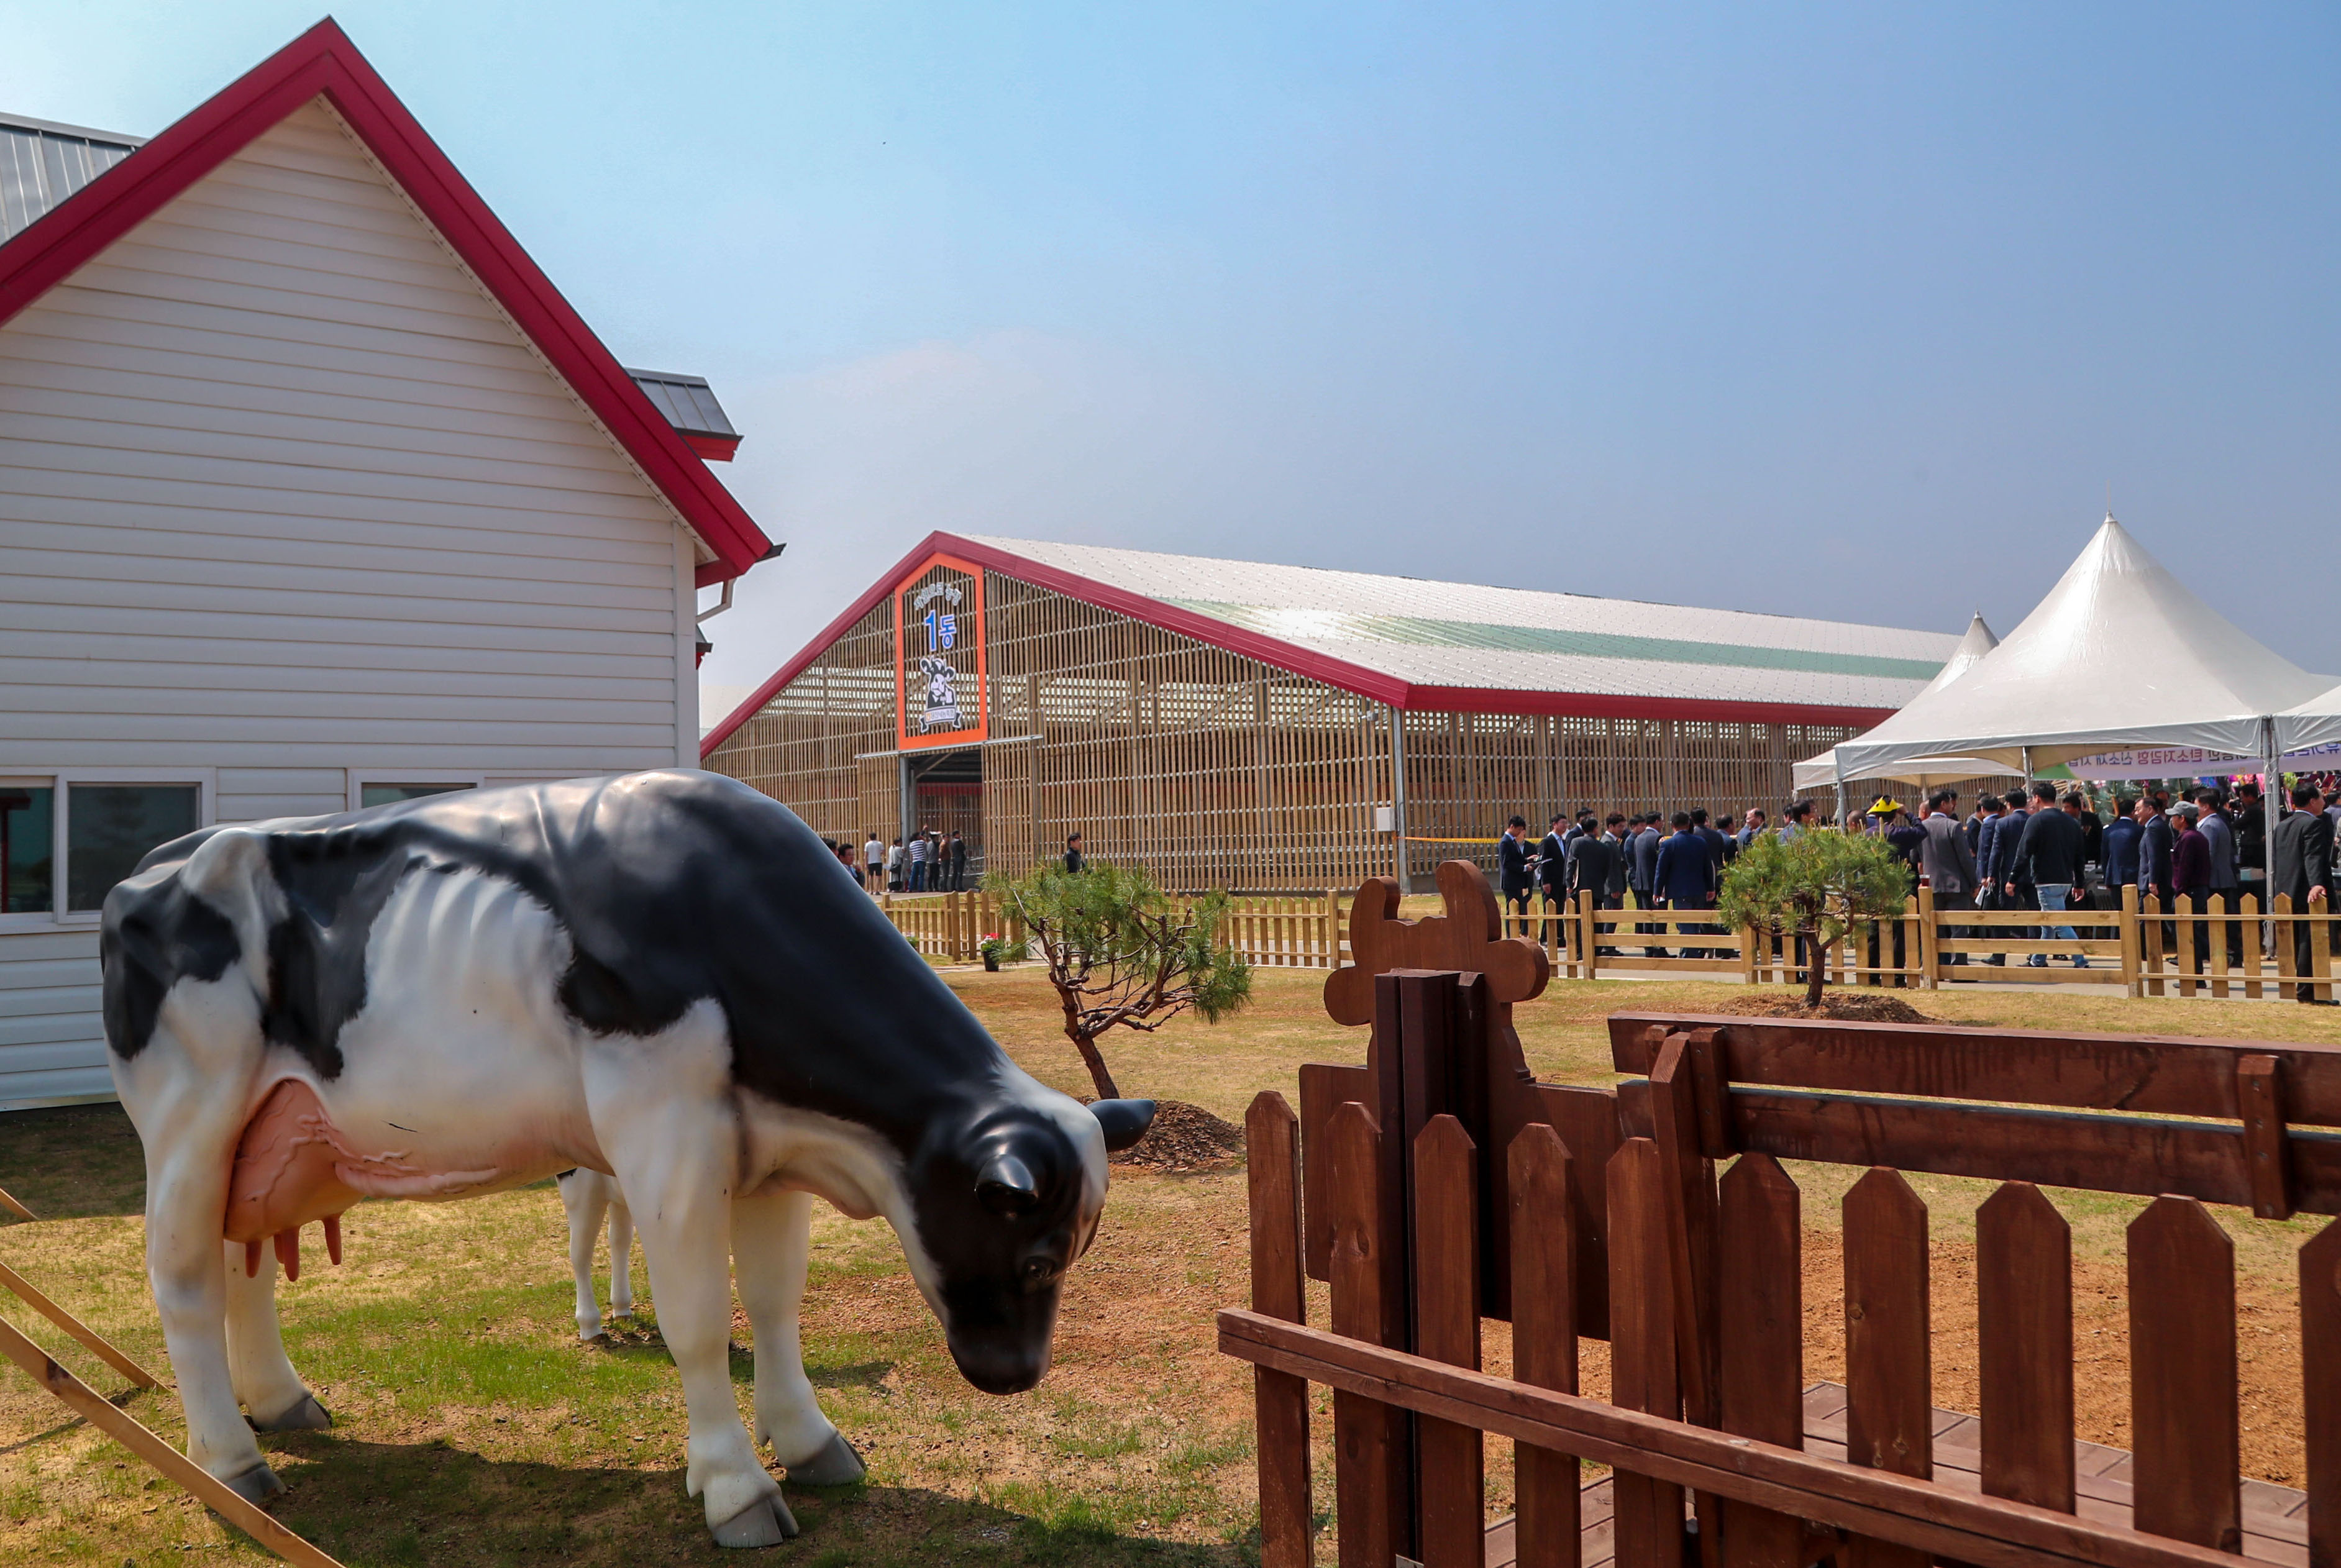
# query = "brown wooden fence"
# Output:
<box><xmin>1221</xmin><ymin>869</ymin><xmax>2340</xmax><ymax>1568</ymax></box>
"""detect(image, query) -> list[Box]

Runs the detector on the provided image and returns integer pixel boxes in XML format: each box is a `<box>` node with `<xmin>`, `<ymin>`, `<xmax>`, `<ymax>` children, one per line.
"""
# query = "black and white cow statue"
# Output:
<box><xmin>99</xmin><ymin>771</ymin><xmax>1152</xmax><ymax>1547</ymax></box>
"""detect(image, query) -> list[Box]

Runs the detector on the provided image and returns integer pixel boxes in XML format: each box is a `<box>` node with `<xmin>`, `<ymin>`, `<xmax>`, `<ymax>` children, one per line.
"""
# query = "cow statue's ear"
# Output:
<box><xmin>1089</xmin><ymin>1098</ymin><xmax>1156</xmax><ymax>1154</ymax></box>
<box><xmin>976</xmin><ymin>1154</ymin><xmax>1039</xmax><ymax>1215</ymax></box>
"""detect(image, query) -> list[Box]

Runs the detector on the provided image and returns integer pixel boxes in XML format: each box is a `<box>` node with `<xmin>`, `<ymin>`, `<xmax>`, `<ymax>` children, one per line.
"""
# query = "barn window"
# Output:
<box><xmin>0</xmin><ymin>786</ymin><xmax>53</xmax><ymax>917</ymax></box>
<box><xmin>65</xmin><ymin>784</ymin><xmax>199</xmax><ymax>912</ymax></box>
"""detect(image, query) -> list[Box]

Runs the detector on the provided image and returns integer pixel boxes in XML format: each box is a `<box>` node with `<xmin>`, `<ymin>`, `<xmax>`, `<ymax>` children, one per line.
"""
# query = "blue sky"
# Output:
<box><xmin>5</xmin><ymin>3</ymin><xmax>2335</xmax><ymax>697</ymax></box>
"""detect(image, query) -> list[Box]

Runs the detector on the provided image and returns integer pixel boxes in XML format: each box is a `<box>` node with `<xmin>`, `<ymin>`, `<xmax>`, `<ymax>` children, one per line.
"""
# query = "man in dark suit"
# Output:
<box><xmin>1654</xmin><ymin>811</ymin><xmax>1718</xmax><ymax>957</ymax></box>
<box><xmin>2139</xmin><ymin>795</ymin><xmax>2176</xmax><ymax>953</ymax></box>
<box><xmin>1498</xmin><ymin>815</ymin><xmax>1535</xmax><ymax>939</ymax></box>
<box><xmin>1598</xmin><ymin>812</ymin><xmax>1631</xmax><ymax>954</ymax></box>
<box><xmin>1565</xmin><ymin>823</ymin><xmax>1617</xmax><ymax>924</ymax></box>
<box><xmin>2273</xmin><ymin>783</ymin><xmax>2335</xmax><ymax>1002</ymax></box>
<box><xmin>1536</xmin><ymin>813</ymin><xmax>1569</xmax><ymax>937</ymax></box>
<box><xmin>1631</xmin><ymin>813</ymin><xmax>1664</xmax><ymax>955</ymax></box>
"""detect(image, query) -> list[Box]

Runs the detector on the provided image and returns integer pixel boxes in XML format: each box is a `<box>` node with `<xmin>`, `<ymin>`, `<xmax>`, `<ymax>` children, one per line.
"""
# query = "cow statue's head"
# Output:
<box><xmin>901</xmin><ymin>1093</ymin><xmax>1154</xmax><ymax>1393</ymax></box>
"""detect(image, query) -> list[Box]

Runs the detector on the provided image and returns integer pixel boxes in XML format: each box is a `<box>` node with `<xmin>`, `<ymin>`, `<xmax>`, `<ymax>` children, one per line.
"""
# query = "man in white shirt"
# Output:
<box><xmin>864</xmin><ymin>832</ymin><xmax>884</xmax><ymax>891</ymax></box>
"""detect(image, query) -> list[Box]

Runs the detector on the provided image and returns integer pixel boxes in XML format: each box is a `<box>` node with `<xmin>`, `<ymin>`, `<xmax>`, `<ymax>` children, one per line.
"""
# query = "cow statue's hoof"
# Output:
<box><xmin>250</xmin><ymin>1393</ymin><xmax>333</xmax><ymax>1432</ymax></box>
<box><xmin>711</xmin><ymin>1494</ymin><xmax>798</xmax><ymax>1548</ymax></box>
<box><xmin>784</xmin><ymin>1431</ymin><xmax>865</xmax><ymax>1487</ymax></box>
<box><xmin>221</xmin><ymin>1462</ymin><xmax>287</xmax><ymax>1506</ymax></box>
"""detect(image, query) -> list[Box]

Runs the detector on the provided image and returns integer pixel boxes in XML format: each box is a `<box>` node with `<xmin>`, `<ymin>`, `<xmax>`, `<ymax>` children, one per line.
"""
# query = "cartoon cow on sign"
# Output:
<box><xmin>101</xmin><ymin>771</ymin><xmax>1152</xmax><ymax>1547</ymax></box>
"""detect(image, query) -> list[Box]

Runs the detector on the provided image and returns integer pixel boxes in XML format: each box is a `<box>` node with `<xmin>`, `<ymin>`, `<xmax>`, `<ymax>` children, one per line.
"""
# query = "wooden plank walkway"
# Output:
<box><xmin>1482</xmin><ymin>1381</ymin><xmax>2309</xmax><ymax>1568</ymax></box>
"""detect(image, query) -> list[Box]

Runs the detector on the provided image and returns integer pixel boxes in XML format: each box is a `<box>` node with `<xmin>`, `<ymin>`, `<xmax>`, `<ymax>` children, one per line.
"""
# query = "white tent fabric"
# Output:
<box><xmin>1790</xmin><ymin>613</ymin><xmax>2013</xmax><ymax>790</ymax></box>
<box><xmin>1832</xmin><ymin>517</ymin><xmax>2333</xmax><ymax>780</ymax></box>
<box><xmin>2278</xmin><ymin>682</ymin><xmax>2341</xmax><ymax>755</ymax></box>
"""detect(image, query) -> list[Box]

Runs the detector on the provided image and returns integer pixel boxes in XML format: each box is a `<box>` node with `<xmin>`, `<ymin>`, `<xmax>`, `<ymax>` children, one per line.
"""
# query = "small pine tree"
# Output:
<box><xmin>999</xmin><ymin>862</ymin><xmax>1254</xmax><ymax>1100</ymax></box>
<box><xmin>1718</xmin><ymin>827</ymin><xmax>1912</xmax><ymax>1008</ymax></box>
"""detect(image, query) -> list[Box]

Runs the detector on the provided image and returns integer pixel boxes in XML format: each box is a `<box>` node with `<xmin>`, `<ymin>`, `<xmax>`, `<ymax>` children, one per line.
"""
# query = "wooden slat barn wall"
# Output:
<box><xmin>708</xmin><ymin>573</ymin><xmax>1867</xmax><ymax>889</ymax></box>
<box><xmin>705</xmin><ymin>601</ymin><xmax>895</xmax><ymax>845</ymax></box>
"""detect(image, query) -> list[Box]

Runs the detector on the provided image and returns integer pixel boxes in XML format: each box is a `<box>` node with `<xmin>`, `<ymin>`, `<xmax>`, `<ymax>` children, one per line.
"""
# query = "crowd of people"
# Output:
<box><xmin>818</xmin><ymin>827</ymin><xmax>972</xmax><ymax>892</ymax></box>
<box><xmin>1490</xmin><ymin>778</ymin><xmax>2341</xmax><ymax>999</ymax></box>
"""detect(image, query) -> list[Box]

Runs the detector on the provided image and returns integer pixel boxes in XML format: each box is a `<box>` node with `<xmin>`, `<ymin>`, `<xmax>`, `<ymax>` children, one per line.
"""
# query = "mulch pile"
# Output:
<box><xmin>1705</xmin><ymin>991</ymin><xmax>1940</xmax><ymax>1024</ymax></box>
<box><xmin>1100</xmin><ymin>1098</ymin><xmax>1246</xmax><ymax>1173</ymax></box>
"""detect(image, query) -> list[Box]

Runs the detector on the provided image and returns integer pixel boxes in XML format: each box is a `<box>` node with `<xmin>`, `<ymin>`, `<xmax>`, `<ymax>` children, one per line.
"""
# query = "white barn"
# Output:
<box><xmin>0</xmin><ymin>22</ymin><xmax>779</xmax><ymax>1107</ymax></box>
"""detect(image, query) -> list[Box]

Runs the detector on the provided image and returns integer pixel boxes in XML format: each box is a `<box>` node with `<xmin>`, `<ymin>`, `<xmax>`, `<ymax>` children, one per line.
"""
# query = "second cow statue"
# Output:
<box><xmin>99</xmin><ymin>771</ymin><xmax>1153</xmax><ymax>1548</ymax></box>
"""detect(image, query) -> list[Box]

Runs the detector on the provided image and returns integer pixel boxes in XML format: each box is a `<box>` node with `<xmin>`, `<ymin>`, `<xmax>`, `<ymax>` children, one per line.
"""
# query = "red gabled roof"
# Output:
<box><xmin>699</xmin><ymin>531</ymin><xmax>1899</xmax><ymax>755</ymax></box>
<box><xmin>0</xmin><ymin>18</ymin><xmax>773</xmax><ymax>586</ymax></box>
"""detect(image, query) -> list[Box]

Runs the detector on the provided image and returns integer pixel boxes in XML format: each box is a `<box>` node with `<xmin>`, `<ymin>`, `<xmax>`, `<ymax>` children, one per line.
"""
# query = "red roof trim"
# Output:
<box><xmin>0</xmin><ymin>19</ymin><xmax>773</xmax><ymax>581</ymax></box>
<box><xmin>700</xmin><ymin>531</ymin><xmax>1896</xmax><ymax>755</ymax></box>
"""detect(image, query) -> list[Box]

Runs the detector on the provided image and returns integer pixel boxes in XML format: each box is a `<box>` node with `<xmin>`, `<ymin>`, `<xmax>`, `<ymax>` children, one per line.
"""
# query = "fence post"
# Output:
<box><xmin>1326</xmin><ymin>888</ymin><xmax>1343</xmax><ymax>967</ymax></box>
<box><xmin>1916</xmin><ymin>885</ymin><xmax>1938</xmax><ymax>990</ymax></box>
<box><xmin>2241</xmin><ymin>893</ymin><xmax>2263</xmax><ymax>1000</ymax></box>
<box><xmin>2316</xmin><ymin>906</ymin><xmax>2334</xmax><ymax>1005</ymax></box>
<box><xmin>1509</xmin><ymin>1126</ymin><xmax>1579</xmax><ymax>1568</ymax></box>
<box><xmin>1579</xmin><ymin>890</ymin><xmax>1599</xmax><ymax>982</ymax></box>
<box><xmin>1413</xmin><ymin>1115</ymin><xmax>1483</xmax><ymax>1568</ymax></box>
<box><xmin>1246</xmin><ymin>1093</ymin><xmax>1314</xmax><ymax>1568</ymax></box>
<box><xmin>2119</xmin><ymin>883</ymin><xmax>2142</xmax><ymax>997</ymax></box>
<box><xmin>1607</xmin><ymin>1139</ymin><xmax>1683</xmax><ymax>1568</ymax></box>
<box><xmin>1327</xmin><ymin>1100</ymin><xmax>1407</xmax><ymax>1567</ymax></box>
<box><xmin>2276</xmin><ymin>895</ymin><xmax>2296</xmax><ymax>1001</ymax></box>
<box><xmin>2143</xmin><ymin>894</ymin><xmax>2167</xmax><ymax>997</ymax></box>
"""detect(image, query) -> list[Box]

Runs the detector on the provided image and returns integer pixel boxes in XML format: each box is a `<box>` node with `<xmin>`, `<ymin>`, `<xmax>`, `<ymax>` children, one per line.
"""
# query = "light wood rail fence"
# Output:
<box><xmin>871</xmin><ymin>880</ymin><xmax>2339</xmax><ymax>1000</ymax></box>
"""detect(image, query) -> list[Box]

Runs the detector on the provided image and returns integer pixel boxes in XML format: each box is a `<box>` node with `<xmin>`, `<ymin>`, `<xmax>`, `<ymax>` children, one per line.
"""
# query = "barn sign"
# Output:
<box><xmin>895</xmin><ymin>554</ymin><xmax>989</xmax><ymax>750</ymax></box>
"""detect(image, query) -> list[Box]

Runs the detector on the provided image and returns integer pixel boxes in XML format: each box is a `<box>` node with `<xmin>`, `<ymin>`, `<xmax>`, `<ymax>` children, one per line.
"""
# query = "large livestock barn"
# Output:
<box><xmin>703</xmin><ymin>534</ymin><xmax>1962</xmax><ymax>892</ymax></box>
<box><xmin>0</xmin><ymin>25</ymin><xmax>776</xmax><ymax>1107</ymax></box>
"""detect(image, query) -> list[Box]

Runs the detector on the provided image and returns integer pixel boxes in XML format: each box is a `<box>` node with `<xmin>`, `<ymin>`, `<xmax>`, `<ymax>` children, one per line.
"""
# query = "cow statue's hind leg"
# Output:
<box><xmin>588</xmin><ymin>1010</ymin><xmax>796</xmax><ymax>1547</ymax></box>
<box><xmin>114</xmin><ymin>988</ymin><xmax>288</xmax><ymax>1502</ymax></box>
<box><xmin>731</xmin><ymin>1189</ymin><xmax>864</xmax><ymax>1486</ymax></box>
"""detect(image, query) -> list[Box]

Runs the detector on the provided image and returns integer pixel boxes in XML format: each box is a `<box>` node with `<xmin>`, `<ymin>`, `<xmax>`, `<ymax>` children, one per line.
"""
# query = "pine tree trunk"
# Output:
<box><xmin>1069</xmin><ymin>1029</ymin><xmax>1121</xmax><ymax>1100</ymax></box>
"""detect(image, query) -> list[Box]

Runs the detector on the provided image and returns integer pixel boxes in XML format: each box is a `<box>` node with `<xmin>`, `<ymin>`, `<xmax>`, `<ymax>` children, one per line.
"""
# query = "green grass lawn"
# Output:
<box><xmin>1</xmin><ymin>969</ymin><xmax>2337</xmax><ymax>1565</ymax></box>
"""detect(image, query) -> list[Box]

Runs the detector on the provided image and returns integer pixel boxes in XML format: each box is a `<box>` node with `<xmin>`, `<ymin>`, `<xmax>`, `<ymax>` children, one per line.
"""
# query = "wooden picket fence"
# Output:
<box><xmin>876</xmin><ymin>889</ymin><xmax>1349</xmax><ymax>969</ymax></box>
<box><xmin>1225</xmin><ymin>983</ymin><xmax>2341</xmax><ymax>1568</ymax></box>
<box><xmin>883</xmin><ymin>873</ymin><xmax>2339</xmax><ymax>1000</ymax></box>
<box><xmin>1513</xmin><ymin>883</ymin><xmax>2339</xmax><ymax>1000</ymax></box>
<box><xmin>877</xmin><ymin>889</ymin><xmax>1015</xmax><ymax>962</ymax></box>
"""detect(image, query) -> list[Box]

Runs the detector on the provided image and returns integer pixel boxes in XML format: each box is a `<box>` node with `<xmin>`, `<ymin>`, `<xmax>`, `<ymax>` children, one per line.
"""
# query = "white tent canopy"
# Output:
<box><xmin>1831</xmin><ymin>516</ymin><xmax>2333</xmax><ymax>781</ymax></box>
<box><xmin>1791</xmin><ymin>613</ymin><xmax>2012</xmax><ymax>791</ymax></box>
<box><xmin>2278</xmin><ymin>681</ymin><xmax>2341</xmax><ymax>755</ymax></box>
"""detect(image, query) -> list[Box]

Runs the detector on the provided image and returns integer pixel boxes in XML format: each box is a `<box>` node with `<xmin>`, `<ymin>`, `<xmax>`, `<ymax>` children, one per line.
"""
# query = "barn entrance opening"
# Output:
<box><xmin>904</xmin><ymin>747</ymin><xmax>984</xmax><ymax>885</ymax></box>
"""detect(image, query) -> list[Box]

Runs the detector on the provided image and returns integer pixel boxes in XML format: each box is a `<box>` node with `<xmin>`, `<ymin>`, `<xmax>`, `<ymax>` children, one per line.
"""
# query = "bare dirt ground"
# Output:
<box><xmin>0</xmin><ymin>969</ymin><xmax>2332</xmax><ymax>1564</ymax></box>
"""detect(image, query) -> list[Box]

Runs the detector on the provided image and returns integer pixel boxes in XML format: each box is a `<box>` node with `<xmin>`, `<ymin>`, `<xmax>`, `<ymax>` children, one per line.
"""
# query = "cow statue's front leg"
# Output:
<box><xmin>731</xmin><ymin>1190</ymin><xmax>864</xmax><ymax>1485</ymax></box>
<box><xmin>591</xmin><ymin>1031</ymin><xmax>795</xmax><ymax>1548</ymax></box>
<box><xmin>558</xmin><ymin>1170</ymin><xmax>634</xmax><ymax>1340</ymax></box>
<box><xmin>222</xmin><ymin>1241</ymin><xmax>331</xmax><ymax>1431</ymax></box>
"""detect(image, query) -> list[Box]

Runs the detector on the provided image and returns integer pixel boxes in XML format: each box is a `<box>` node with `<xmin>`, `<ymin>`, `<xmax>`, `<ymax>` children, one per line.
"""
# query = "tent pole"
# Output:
<box><xmin>2266</xmin><ymin>716</ymin><xmax>2283</xmax><ymax>957</ymax></box>
<box><xmin>2021</xmin><ymin>745</ymin><xmax>2032</xmax><ymax>788</ymax></box>
<box><xmin>1833</xmin><ymin>754</ymin><xmax>1846</xmax><ymax>828</ymax></box>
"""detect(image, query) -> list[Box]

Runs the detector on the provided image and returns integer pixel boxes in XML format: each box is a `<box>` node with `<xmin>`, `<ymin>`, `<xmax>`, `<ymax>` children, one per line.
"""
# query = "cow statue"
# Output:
<box><xmin>100</xmin><ymin>771</ymin><xmax>1153</xmax><ymax>1547</ymax></box>
<box><xmin>556</xmin><ymin>1167</ymin><xmax>634</xmax><ymax>1340</ymax></box>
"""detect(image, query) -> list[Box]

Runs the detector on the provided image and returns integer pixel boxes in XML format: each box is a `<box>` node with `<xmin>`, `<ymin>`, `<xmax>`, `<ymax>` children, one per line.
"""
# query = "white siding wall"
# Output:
<box><xmin>0</xmin><ymin>99</ymin><xmax>710</xmax><ymax>1105</ymax></box>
